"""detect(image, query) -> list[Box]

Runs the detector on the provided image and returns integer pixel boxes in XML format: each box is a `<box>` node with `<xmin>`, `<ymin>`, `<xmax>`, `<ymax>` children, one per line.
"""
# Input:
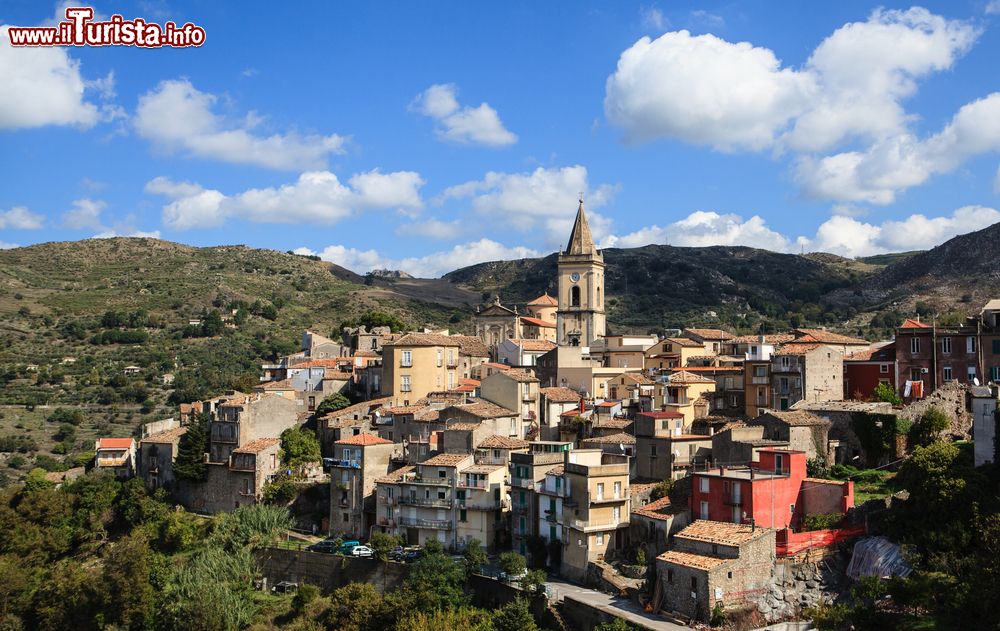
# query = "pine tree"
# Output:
<box><xmin>174</xmin><ymin>412</ymin><xmax>209</xmax><ymax>482</ymax></box>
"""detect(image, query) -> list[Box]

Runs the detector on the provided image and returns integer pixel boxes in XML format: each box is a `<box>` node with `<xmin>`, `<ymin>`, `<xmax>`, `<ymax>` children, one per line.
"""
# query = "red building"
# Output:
<box><xmin>843</xmin><ymin>341</ymin><xmax>896</xmax><ymax>400</ymax></box>
<box><xmin>690</xmin><ymin>448</ymin><xmax>853</xmax><ymax>531</ymax></box>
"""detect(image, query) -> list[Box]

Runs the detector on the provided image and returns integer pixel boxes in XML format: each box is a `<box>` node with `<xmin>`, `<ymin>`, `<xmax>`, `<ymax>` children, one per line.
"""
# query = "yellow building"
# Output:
<box><xmin>645</xmin><ymin>337</ymin><xmax>705</xmax><ymax>371</ymax></box>
<box><xmin>381</xmin><ymin>333</ymin><xmax>461</xmax><ymax>405</ymax></box>
<box><xmin>560</xmin><ymin>449</ymin><xmax>631</xmax><ymax>581</ymax></box>
<box><xmin>655</xmin><ymin>370</ymin><xmax>717</xmax><ymax>425</ymax></box>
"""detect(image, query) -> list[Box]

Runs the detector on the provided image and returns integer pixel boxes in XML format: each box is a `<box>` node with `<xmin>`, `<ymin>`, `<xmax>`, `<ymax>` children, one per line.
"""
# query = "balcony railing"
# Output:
<box><xmin>400</xmin><ymin>473</ymin><xmax>453</xmax><ymax>486</ymax></box>
<box><xmin>399</xmin><ymin>496</ymin><xmax>452</xmax><ymax>508</ymax></box>
<box><xmin>399</xmin><ymin>516</ymin><xmax>451</xmax><ymax>530</ymax></box>
<box><xmin>724</xmin><ymin>497</ymin><xmax>743</xmax><ymax>507</ymax></box>
<box><xmin>511</xmin><ymin>478</ymin><xmax>535</xmax><ymax>490</ymax></box>
<box><xmin>514</xmin><ymin>504</ymin><xmax>530</xmax><ymax>515</ymax></box>
<box><xmin>457</xmin><ymin>479</ymin><xmax>488</xmax><ymax>489</ymax></box>
<box><xmin>326</xmin><ymin>459</ymin><xmax>361</xmax><ymax>469</ymax></box>
<box><xmin>400</xmin><ymin>361</ymin><xmax>412</xmax><ymax>368</ymax></box>
<box><xmin>751</xmin><ymin>376</ymin><xmax>770</xmax><ymax>384</ymax></box>
<box><xmin>592</xmin><ymin>492</ymin><xmax>628</xmax><ymax>504</ymax></box>
<box><xmin>96</xmin><ymin>457</ymin><xmax>128</xmax><ymax>467</ymax></box>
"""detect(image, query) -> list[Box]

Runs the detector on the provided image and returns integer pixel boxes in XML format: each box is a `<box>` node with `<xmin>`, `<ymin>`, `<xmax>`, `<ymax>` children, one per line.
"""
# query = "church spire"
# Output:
<box><xmin>565</xmin><ymin>197</ymin><xmax>597</xmax><ymax>256</ymax></box>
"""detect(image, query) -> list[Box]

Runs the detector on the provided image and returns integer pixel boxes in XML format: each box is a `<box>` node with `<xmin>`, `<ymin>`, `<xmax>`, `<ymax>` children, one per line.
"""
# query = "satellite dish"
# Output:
<box><xmin>974</xmin><ymin>377</ymin><xmax>981</xmax><ymax>386</ymax></box>
<box><xmin>619</xmin><ymin>443</ymin><xmax>625</xmax><ymax>453</ymax></box>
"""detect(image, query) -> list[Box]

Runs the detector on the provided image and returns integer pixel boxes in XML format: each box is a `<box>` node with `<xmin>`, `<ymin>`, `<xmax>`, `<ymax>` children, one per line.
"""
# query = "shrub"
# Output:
<box><xmin>649</xmin><ymin>479</ymin><xmax>673</xmax><ymax>501</ymax></box>
<box><xmin>803</xmin><ymin>513</ymin><xmax>844</xmax><ymax>531</ymax></box>
<box><xmin>499</xmin><ymin>551</ymin><xmax>527</xmax><ymax>578</ymax></box>
<box><xmin>912</xmin><ymin>406</ymin><xmax>949</xmax><ymax>445</ymax></box>
<box><xmin>872</xmin><ymin>382</ymin><xmax>902</xmax><ymax>406</ymax></box>
<box><xmin>291</xmin><ymin>583</ymin><xmax>320</xmax><ymax>614</ymax></box>
<box><xmin>262</xmin><ymin>477</ymin><xmax>299</xmax><ymax>505</ymax></box>
<box><xmin>521</xmin><ymin>568</ymin><xmax>547</xmax><ymax>593</ymax></box>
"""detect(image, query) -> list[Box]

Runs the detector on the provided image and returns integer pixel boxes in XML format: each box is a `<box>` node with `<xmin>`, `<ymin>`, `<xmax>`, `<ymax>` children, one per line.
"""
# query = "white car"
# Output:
<box><xmin>351</xmin><ymin>545</ymin><xmax>374</xmax><ymax>558</ymax></box>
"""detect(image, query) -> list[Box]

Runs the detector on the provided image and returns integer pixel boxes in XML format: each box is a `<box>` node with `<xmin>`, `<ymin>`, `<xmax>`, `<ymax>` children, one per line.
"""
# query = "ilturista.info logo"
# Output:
<box><xmin>7</xmin><ymin>7</ymin><xmax>206</xmax><ymax>48</ymax></box>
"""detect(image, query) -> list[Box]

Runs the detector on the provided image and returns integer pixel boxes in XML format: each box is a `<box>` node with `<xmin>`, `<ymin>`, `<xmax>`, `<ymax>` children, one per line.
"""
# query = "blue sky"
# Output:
<box><xmin>3</xmin><ymin>1</ymin><xmax>1000</xmax><ymax>276</ymax></box>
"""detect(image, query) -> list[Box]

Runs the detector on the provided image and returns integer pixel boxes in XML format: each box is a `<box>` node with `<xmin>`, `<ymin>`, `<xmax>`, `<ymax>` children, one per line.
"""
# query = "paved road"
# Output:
<box><xmin>544</xmin><ymin>577</ymin><xmax>688</xmax><ymax>631</ymax></box>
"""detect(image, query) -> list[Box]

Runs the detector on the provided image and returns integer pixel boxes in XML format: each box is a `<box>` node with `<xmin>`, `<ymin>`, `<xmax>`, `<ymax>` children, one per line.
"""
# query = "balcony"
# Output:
<box><xmin>457</xmin><ymin>479</ymin><xmax>488</xmax><ymax>490</ymax></box>
<box><xmin>511</xmin><ymin>478</ymin><xmax>535</xmax><ymax>490</ymax></box>
<box><xmin>461</xmin><ymin>499</ymin><xmax>503</xmax><ymax>511</ymax></box>
<box><xmin>400</xmin><ymin>473</ymin><xmax>453</xmax><ymax>486</ymax></box>
<box><xmin>399</xmin><ymin>496</ymin><xmax>452</xmax><ymax>509</ymax></box>
<box><xmin>96</xmin><ymin>456</ymin><xmax>128</xmax><ymax>467</ymax></box>
<box><xmin>380</xmin><ymin>495</ymin><xmax>397</xmax><ymax>506</ymax></box>
<box><xmin>400</xmin><ymin>361</ymin><xmax>413</xmax><ymax>368</ymax></box>
<box><xmin>592</xmin><ymin>493</ymin><xmax>628</xmax><ymax>505</ymax></box>
<box><xmin>399</xmin><ymin>516</ymin><xmax>452</xmax><ymax>530</ymax></box>
<box><xmin>724</xmin><ymin>497</ymin><xmax>743</xmax><ymax>507</ymax></box>
<box><xmin>447</xmin><ymin>360</ymin><xmax>459</xmax><ymax>369</ymax></box>
<box><xmin>544</xmin><ymin>510</ymin><xmax>560</xmax><ymax>523</ymax></box>
<box><xmin>751</xmin><ymin>376</ymin><xmax>769</xmax><ymax>385</ymax></box>
<box><xmin>514</xmin><ymin>504</ymin><xmax>530</xmax><ymax>515</ymax></box>
<box><xmin>326</xmin><ymin>458</ymin><xmax>361</xmax><ymax>469</ymax></box>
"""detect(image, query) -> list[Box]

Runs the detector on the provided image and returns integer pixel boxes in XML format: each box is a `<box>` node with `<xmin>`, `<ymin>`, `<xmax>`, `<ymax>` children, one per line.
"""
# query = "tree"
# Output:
<box><xmin>291</xmin><ymin>582</ymin><xmax>319</xmax><ymax>616</ymax></box>
<box><xmin>400</xmin><ymin>547</ymin><xmax>468</xmax><ymax>612</ymax></box>
<box><xmin>209</xmin><ymin>504</ymin><xmax>293</xmax><ymax>552</ymax></box>
<box><xmin>521</xmin><ymin>568</ymin><xmax>546</xmax><ymax>593</ymax></box>
<box><xmin>492</xmin><ymin>598</ymin><xmax>539</xmax><ymax>631</ymax></box>
<box><xmin>97</xmin><ymin>534</ymin><xmax>157</xmax><ymax>630</ymax></box>
<box><xmin>201</xmin><ymin>310</ymin><xmax>224</xmax><ymax>337</ymax></box>
<box><xmin>463</xmin><ymin>538</ymin><xmax>488</xmax><ymax>576</ymax></box>
<box><xmin>314</xmin><ymin>393</ymin><xmax>351</xmax><ymax>417</ymax></box>
<box><xmin>173</xmin><ymin>412</ymin><xmax>209</xmax><ymax>483</ymax></box>
<box><xmin>370</xmin><ymin>531</ymin><xmax>402</xmax><ymax>561</ymax></box>
<box><xmin>279</xmin><ymin>427</ymin><xmax>321</xmax><ymax>468</ymax></box>
<box><xmin>912</xmin><ymin>406</ymin><xmax>949</xmax><ymax>446</ymax></box>
<box><xmin>649</xmin><ymin>479</ymin><xmax>673</xmax><ymax>501</ymax></box>
<box><xmin>594</xmin><ymin>619</ymin><xmax>638</xmax><ymax>631</ymax></box>
<box><xmin>872</xmin><ymin>382</ymin><xmax>902</xmax><ymax>406</ymax></box>
<box><xmin>325</xmin><ymin>583</ymin><xmax>389</xmax><ymax>631</ymax></box>
<box><xmin>499</xmin><ymin>551</ymin><xmax>527</xmax><ymax>578</ymax></box>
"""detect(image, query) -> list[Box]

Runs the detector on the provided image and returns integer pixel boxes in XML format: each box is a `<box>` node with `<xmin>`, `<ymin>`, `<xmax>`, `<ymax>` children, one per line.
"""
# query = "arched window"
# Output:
<box><xmin>571</xmin><ymin>286</ymin><xmax>581</xmax><ymax>307</ymax></box>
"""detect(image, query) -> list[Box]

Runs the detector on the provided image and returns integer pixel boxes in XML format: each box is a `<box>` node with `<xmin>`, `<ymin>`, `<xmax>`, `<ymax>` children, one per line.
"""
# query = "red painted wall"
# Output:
<box><xmin>844</xmin><ymin>362</ymin><xmax>895</xmax><ymax>399</ymax></box>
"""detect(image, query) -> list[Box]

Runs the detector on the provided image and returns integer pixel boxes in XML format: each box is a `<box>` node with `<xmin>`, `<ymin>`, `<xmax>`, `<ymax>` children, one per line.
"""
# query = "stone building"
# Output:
<box><xmin>94</xmin><ymin>438</ymin><xmax>136</xmax><ymax>479</ymax></box>
<box><xmin>656</xmin><ymin>520</ymin><xmax>776</xmax><ymax>622</ymax></box>
<box><xmin>750</xmin><ymin>410</ymin><xmax>831</xmax><ymax>462</ymax></box>
<box><xmin>771</xmin><ymin>343</ymin><xmax>844</xmax><ymax>410</ymax></box>
<box><xmin>208</xmin><ymin>392</ymin><xmax>301</xmax><ymax>463</ymax></box>
<box><xmin>556</xmin><ymin>200</ymin><xmax>605</xmax><ymax>348</ymax></box>
<box><xmin>137</xmin><ymin>426</ymin><xmax>187</xmax><ymax>492</ymax></box>
<box><xmin>328</xmin><ymin>434</ymin><xmax>400</xmax><ymax>539</ymax></box>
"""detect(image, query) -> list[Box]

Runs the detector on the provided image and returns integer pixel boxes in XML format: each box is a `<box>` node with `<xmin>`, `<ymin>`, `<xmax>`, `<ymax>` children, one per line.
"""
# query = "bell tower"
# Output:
<box><xmin>557</xmin><ymin>199</ymin><xmax>605</xmax><ymax>347</ymax></box>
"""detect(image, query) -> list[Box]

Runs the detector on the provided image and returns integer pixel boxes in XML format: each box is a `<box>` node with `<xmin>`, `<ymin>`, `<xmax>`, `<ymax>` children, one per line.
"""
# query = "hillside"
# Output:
<box><xmin>445</xmin><ymin>244</ymin><xmax>876</xmax><ymax>333</ymax></box>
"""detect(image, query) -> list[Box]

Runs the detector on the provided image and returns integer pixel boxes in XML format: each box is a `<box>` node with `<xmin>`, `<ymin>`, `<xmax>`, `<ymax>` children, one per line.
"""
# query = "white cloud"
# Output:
<box><xmin>604</xmin><ymin>30</ymin><xmax>815</xmax><ymax>151</ymax></box>
<box><xmin>439</xmin><ymin>165</ymin><xmax>618</xmax><ymax>245</ymax></box>
<box><xmin>690</xmin><ymin>10</ymin><xmax>724</xmax><ymax>27</ymax></box>
<box><xmin>135</xmin><ymin>79</ymin><xmax>347</xmax><ymax>170</ymax></box>
<box><xmin>0</xmin><ymin>25</ymin><xmax>100</xmax><ymax>129</ymax></box>
<box><xmin>797</xmin><ymin>92</ymin><xmax>1000</xmax><ymax>203</ymax></box>
<box><xmin>605</xmin><ymin>8</ymin><xmax>992</xmax><ymax>202</ymax></box>
<box><xmin>0</xmin><ymin>206</ymin><xmax>44</xmax><ymax>230</ymax></box>
<box><xmin>605</xmin><ymin>206</ymin><xmax>1000</xmax><ymax>258</ymax></box>
<box><xmin>91</xmin><ymin>229</ymin><xmax>162</xmax><ymax>239</ymax></box>
<box><xmin>301</xmin><ymin>238</ymin><xmax>541</xmax><ymax>278</ymax></box>
<box><xmin>0</xmin><ymin>241</ymin><xmax>19</xmax><ymax>249</ymax></box>
<box><xmin>147</xmin><ymin>169</ymin><xmax>425</xmax><ymax>230</ymax></box>
<box><xmin>604</xmin><ymin>210</ymin><xmax>791</xmax><ymax>251</ymax></box>
<box><xmin>640</xmin><ymin>6</ymin><xmax>666</xmax><ymax>30</ymax></box>
<box><xmin>987</xmin><ymin>0</ymin><xmax>1000</xmax><ymax>15</ymax></box>
<box><xmin>61</xmin><ymin>198</ymin><xmax>106</xmax><ymax>230</ymax></box>
<box><xmin>412</xmin><ymin>84</ymin><xmax>517</xmax><ymax>147</ymax></box>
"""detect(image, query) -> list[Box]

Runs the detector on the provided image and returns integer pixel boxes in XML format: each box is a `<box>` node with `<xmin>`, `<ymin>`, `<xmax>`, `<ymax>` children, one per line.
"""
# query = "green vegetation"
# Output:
<box><xmin>911</xmin><ymin>406</ymin><xmax>950</xmax><ymax>446</ymax></box>
<box><xmin>174</xmin><ymin>412</ymin><xmax>209</xmax><ymax>483</ymax></box>
<box><xmin>314</xmin><ymin>392</ymin><xmax>352</xmax><ymax>417</ymax></box>
<box><xmin>498</xmin><ymin>551</ymin><xmax>527</xmax><ymax>578</ymax></box>
<box><xmin>279</xmin><ymin>427</ymin><xmax>321</xmax><ymax>468</ymax></box>
<box><xmin>462</xmin><ymin>537</ymin><xmax>488</xmax><ymax>576</ymax></box>
<box><xmin>338</xmin><ymin>310</ymin><xmax>409</xmax><ymax>333</ymax></box>
<box><xmin>872</xmin><ymin>382</ymin><xmax>902</xmax><ymax>406</ymax></box>
<box><xmin>649</xmin><ymin>478</ymin><xmax>673</xmax><ymax>501</ymax></box>
<box><xmin>803</xmin><ymin>513</ymin><xmax>845</xmax><ymax>531</ymax></box>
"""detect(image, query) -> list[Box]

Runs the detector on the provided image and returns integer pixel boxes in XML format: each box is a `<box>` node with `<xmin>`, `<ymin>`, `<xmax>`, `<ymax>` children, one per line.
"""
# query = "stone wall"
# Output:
<box><xmin>255</xmin><ymin>548</ymin><xmax>410</xmax><ymax>593</ymax></box>
<box><xmin>747</xmin><ymin>552</ymin><xmax>850</xmax><ymax>622</ymax></box>
<box><xmin>898</xmin><ymin>381</ymin><xmax>971</xmax><ymax>439</ymax></box>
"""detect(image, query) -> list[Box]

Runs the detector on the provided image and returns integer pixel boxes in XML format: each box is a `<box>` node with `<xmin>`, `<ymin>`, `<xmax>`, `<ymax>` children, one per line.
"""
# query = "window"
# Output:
<box><xmin>727</xmin><ymin>571</ymin><xmax>733</xmax><ymax>580</ymax></box>
<box><xmin>942</xmin><ymin>337</ymin><xmax>952</xmax><ymax>354</ymax></box>
<box><xmin>968</xmin><ymin>366</ymin><xmax>977</xmax><ymax>382</ymax></box>
<box><xmin>650</xmin><ymin>445</ymin><xmax>657</xmax><ymax>457</ymax></box>
<box><xmin>992</xmin><ymin>366</ymin><xmax>1000</xmax><ymax>381</ymax></box>
<box><xmin>596</xmin><ymin>483</ymin><xmax>604</xmax><ymax>500</ymax></box>
<box><xmin>437</xmin><ymin>490</ymin><xmax>445</xmax><ymax>499</ymax></box>
<box><xmin>775</xmin><ymin>453</ymin><xmax>784</xmax><ymax>474</ymax></box>
<box><xmin>343</xmin><ymin>513</ymin><xmax>349</xmax><ymax>522</ymax></box>
<box><xmin>400</xmin><ymin>375</ymin><xmax>411</xmax><ymax>392</ymax></box>
<box><xmin>614</xmin><ymin>481</ymin><xmax>621</xmax><ymax>498</ymax></box>
<box><xmin>571</xmin><ymin>286</ymin><xmax>581</xmax><ymax>307</ymax></box>
<box><xmin>401</xmin><ymin>350</ymin><xmax>412</xmax><ymax>367</ymax></box>
<box><xmin>943</xmin><ymin>366</ymin><xmax>953</xmax><ymax>381</ymax></box>
<box><xmin>691</xmin><ymin>577</ymin><xmax>697</xmax><ymax>591</ymax></box>
<box><xmin>613</xmin><ymin>506</ymin><xmax>620</xmax><ymax>522</ymax></box>
<box><xmin>667</xmin><ymin>569</ymin><xmax>674</xmax><ymax>583</ymax></box>
<box><xmin>436</xmin><ymin>350</ymin><xmax>442</xmax><ymax>367</ymax></box>
<box><xmin>308</xmin><ymin>396</ymin><xmax>316</xmax><ymax>411</ymax></box>
<box><xmin>968</xmin><ymin>337</ymin><xmax>977</xmax><ymax>354</ymax></box>
<box><xmin>596</xmin><ymin>532</ymin><xmax>604</xmax><ymax>545</ymax></box>
<box><xmin>448</xmin><ymin>350</ymin><xmax>455</xmax><ymax>366</ymax></box>
<box><xmin>755</xmin><ymin>366</ymin><xmax>767</xmax><ymax>378</ymax></box>
<box><xmin>911</xmin><ymin>337</ymin><xmax>920</xmax><ymax>354</ymax></box>
<box><xmin>459</xmin><ymin>509</ymin><xmax>467</xmax><ymax>522</ymax></box>
<box><xmin>699</xmin><ymin>477</ymin><xmax>709</xmax><ymax>493</ymax></box>
<box><xmin>438</xmin><ymin>468</ymin><xmax>446</xmax><ymax>478</ymax></box>
<box><xmin>880</xmin><ymin>363</ymin><xmax>889</xmax><ymax>374</ymax></box>
<box><xmin>993</xmin><ymin>340</ymin><xmax>1000</xmax><ymax>354</ymax></box>
<box><xmin>700</xmin><ymin>500</ymin><xmax>709</xmax><ymax>520</ymax></box>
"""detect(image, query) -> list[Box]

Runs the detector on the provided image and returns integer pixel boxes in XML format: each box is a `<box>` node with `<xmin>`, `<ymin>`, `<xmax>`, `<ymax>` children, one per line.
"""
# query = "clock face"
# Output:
<box><xmin>569</xmin><ymin>272</ymin><xmax>580</xmax><ymax>282</ymax></box>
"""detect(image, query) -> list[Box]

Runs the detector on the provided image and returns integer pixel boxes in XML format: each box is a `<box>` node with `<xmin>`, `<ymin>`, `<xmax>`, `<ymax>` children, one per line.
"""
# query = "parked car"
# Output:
<box><xmin>306</xmin><ymin>540</ymin><xmax>338</xmax><ymax>554</ymax></box>
<box><xmin>498</xmin><ymin>568</ymin><xmax>527</xmax><ymax>583</ymax></box>
<box><xmin>388</xmin><ymin>545</ymin><xmax>407</xmax><ymax>562</ymax></box>
<box><xmin>403</xmin><ymin>548</ymin><xmax>424</xmax><ymax>563</ymax></box>
<box><xmin>336</xmin><ymin>540</ymin><xmax>361</xmax><ymax>555</ymax></box>
<box><xmin>272</xmin><ymin>581</ymin><xmax>298</xmax><ymax>594</ymax></box>
<box><xmin>351</xmin><ymin>545</ymin><xmax>374</xmax><ymax>558</ymax></box>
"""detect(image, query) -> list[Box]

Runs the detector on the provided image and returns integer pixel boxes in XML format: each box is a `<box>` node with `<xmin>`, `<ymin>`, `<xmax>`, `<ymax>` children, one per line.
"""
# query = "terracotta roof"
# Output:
<box><xmin>292</xmin><ymin>359</ymin><xmax>344</xmax><ymax>368</ymax></box>
<box><xmin>619</xmin><ymin>373</ymin><xmax>655</xmax><ymax>385</ymax></box>
<box><xmin>633</xmin><ymin>496</ymin><xmax>676</xmax><ymax>522</ymax></box>
<box><xmin>387</xmin><ymin>405</ymin><xmax>426</xmax><ymax>415</ymax></box>
<box><xmin>452</xmin><ymin>335</ymin><xmax>490</xmax><ymax>357</ymax></box>
<box><xmin>259</xmin><ymin>379</ymin><xmax>295</xmax><ymax>390</ymax></box>
<box><xmin>376</xmin><ymin>465</ymin><xmax>415</xmax><ymax>484</ymax></box>
<box><xmin>667</xmin><ymin>370</ymin><xmax>715</xmax><ymax>384</ymax></box>
<box><xmin>97</xmin><ymin>438</ymin><xmax>134</xmax><ymax>450</ymax></box>
<box><xmin>515</xmin><ymin>339</ymin><xmax>557</xmax><ymax>352</ymax></box>
<box><xmin>448</xmin><ymin>401</ymin><xmax>517</xmax><ymax>419</ymax></box>
<box><xmin>899</xmin><ymin>318</ymin><xmax>931</xmax><ymax>330</ymax></box>
<box><xmin>322</xmin><ymin>397</ymin><xmax>392</xmax><ymax>422</ymax></box>
<box><xmin>477</xmin><ymin>435</ymin><xmax>530</xmax><ymax>450</ymax></box>
<box><xmin>657</xmin><ymin>550</ymin><xmax>729</xmax><ymax>570</ymax></box>
<box><xmin>323</xmin><ymin>371</ymin><xmax>354</xmax><ymax>380</ymax></box>
<box><xmin>773</xmin><ymin>343</ymin><xmax>822</xmax><ymax>356</ymax></box>
<box><xmin>675</xmin><ymin>520</ymin><xmax>771</xmax><ymax>546</ymax></box>
<box><xmin>683</xmin><ymin>328</ymin><xmax>734</xmax><ymax>341</ymax></box>
<box><xmin>481</xmin><ymin>362</ymin><xmax>511</xmax><ymax>370</ymax></box>
<box><xmin>594</xmin><ymin>401</ymin><xmax>619</xmax><ymax>408</ymax></box>
<box><xmin>672</xmin><ymin>366</ymin><xmax>742</xmax><ymax>373</ymax></box>
<box><xmin>527</xmin><ymin>293</ymin><xmax>558</xmax><ymax>306</ymax></box>
<box><xmin>595</xmin><ymin>417</ymin><xmax>632</xmax><ymax>429</ymax></box>
<box><xmin>336</xmin><ymin>433</ymin><xmax>392</xmax><ymax>446</ymax></box>
<box><xmin>665</xmin><ymin>337</ymin><xmax>704</xmax><ymax>348</ymax></box>
<box><xmin>447</xmin><ymin>422</ymin><xmax>481</xmax><ymax>431</ymax></box>
<box><xmin>459</xmin><ymin>378</ymin><xmax>481</xmax><ymax>386</ymax></box>
<box><xmin>638</xmin><ymin>410</ymin><xmax>684</xmax><ymax>419</ymax></box>
<box><xmin>520</xmin><ymin>316</ymin><xmax>556</xmax><ymax>329</ymax></box>
<box><xmin>761</xmin><ymin>410</ymin><xmax>830</xmax><ymax>427</ymax></box>
<box><xmin>793</xmin><ymin>329</ymin><xmax>869</xmax><ymax>345</ymax></box>
<box><xmin>547</xmin><ymin>465</ymin><xmax>565</xmax><ymax>476</ymax></box>
<box><xmin>233</xmin><ymin>437</ymin><xmax>280</xmax><ymax>454</ymax></box>
<box><xmin>501</xmin><ymin>369</ymin><xmax>539</xmax><ymax>383</ymax></box>
<box><xmin>581</xmin><ymin>432</ymin><xmax>636</xmax><ymax>445</ymax></box>
<box><xmin>386</xmin><ymin>332</ymin><xmax>460</xmax><ymax>347</ymax></box>
<box><xmin>729</xmin><ymin>333</ymin><xmax>797</xmax><ymax>345</ymax></box>
<box><xmin>540</xmin><ymin>386</ymin><xmax>582</xmax><ymax>403</ymax></box>
<box><xmin>845</xmin><ymin>341</ymin><xmax>895</xmax><ymax>362</ymax></box>
<box><xmin>420</xmin><ymin>453</ymin><xmax>470</xmax><ymax>467</ymax></box>
<box><xmin>142</xmin><ymin>427</ymin><xmax>187</xmax><ymax>444</ymax></box>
